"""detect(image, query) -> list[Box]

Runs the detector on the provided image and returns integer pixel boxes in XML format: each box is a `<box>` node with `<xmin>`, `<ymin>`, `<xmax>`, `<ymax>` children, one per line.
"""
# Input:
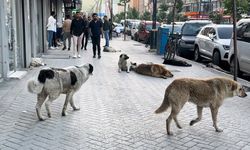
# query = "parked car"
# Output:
<box><xmin>194</xmin><ymin>24</ymin><xmax>233</xmax><ymax>66</ymax></box>
<box><xmin>131</xmin><ymin>21</ymin><xmax>140</xmax><ymax>40</ymax></box>
<box><xmin>177</xmin><ymin>20</ymin><xmax>212</xmax><ymax>56</ymax></box>
<box><xmin>113</xmin><ymin>23</ymin><xmax>124</xmax><ymax>36</ymax></box>
<box><xmin>228</xmin><ymin>18</ymin><xmax>250</xmax><ymax>76</ymax></box>
<box><xmin>134</xmin><ymin>21</ymin><xmax>160</xmax><ymax>42</ymax></box>
<box><xmin>160</xmin><ymin>24</ymin><xmax>182</xmax><ymax>35</ymax></box>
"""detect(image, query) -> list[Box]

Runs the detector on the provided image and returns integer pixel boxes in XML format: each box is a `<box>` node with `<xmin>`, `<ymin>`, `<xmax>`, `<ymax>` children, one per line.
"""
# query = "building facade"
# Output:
<box><xmin>0</xmin><ymin>0</ymin><xmax>78</xmax><ymax>80</ymax></box>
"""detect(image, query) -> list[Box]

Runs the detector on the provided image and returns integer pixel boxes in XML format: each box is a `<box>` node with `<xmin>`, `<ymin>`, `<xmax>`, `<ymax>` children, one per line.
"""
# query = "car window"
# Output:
<box><xmin>243</xmin><ymin>24</ymin><xmax>250</xmax><ymax>42</ymax></box>
<box><xmin>201</xmin><ymin>27</ymin><xmax>211</xmax><ymax>36</ymax></box>
<box><xmin>182</xmin><ymin>22</ymin><xmax>210</xmax><ymax>36</ymax></box>
<box><xmin>217</xmin><ymin>27</ymin><xmax>233</xmax><ymax>39</ymax></box>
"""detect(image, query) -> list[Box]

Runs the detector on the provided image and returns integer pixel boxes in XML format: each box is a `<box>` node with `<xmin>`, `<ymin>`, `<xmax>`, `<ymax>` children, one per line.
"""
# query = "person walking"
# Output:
<box><xmin>62</xmin><ymin>14</ymin><xmax>72</xmax><ymax>51</ymax></box>
<box><xmin>103</xmin><ymin>15</ymin><xmax>110</xmax><ymax>47</ymax></box>
<box><xmin>70</xmin><ymin>12</ymin><xmax>86</xmax><ymax>58</ymax></box>
<box><xmin>81</xmin><ymin>15</ymin><xmax>90</xmax><ymax>50</ymax></box>
<box><xmin>47</xmin><ymin>11</ymin><xmax>56</xmax><ymax>49</ymax></box>
<box><xmin>89</xmin><ymin>13</ymin><xmax>103</xmax><ymax>59</ymax></box>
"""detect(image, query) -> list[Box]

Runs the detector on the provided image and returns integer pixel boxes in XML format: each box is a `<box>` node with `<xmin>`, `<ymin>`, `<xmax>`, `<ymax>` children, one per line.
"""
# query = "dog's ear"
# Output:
<box><xmin>88</xmin><ymin>64</ymin><xmax>94</xmax><ymax>74</ymax></box>
<box><xmin>119</xmin><ymin>54</ymin><xmax>123</xmax><ymax>58</ymax></box>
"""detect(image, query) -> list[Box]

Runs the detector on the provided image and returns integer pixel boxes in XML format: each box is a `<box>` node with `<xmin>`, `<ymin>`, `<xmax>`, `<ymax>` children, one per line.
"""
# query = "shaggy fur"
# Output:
<box><xmin>118</xmin><ymin>54</ymin><xmax>132</xmax><ymax>73</ymax></box>
<box><xmin>131</xmin><ymin>63</ymin><xmax>173</xmax><ymax>79</ymax></box>
<box><xmin>28</xmin><ymin>64</ymin><xmax>93</xmax><ymax>121</ymax></box>
<box><xmin>155</xmin><ymin>77</ymin><xmax>247</xmax><ymax>135</ymax></box>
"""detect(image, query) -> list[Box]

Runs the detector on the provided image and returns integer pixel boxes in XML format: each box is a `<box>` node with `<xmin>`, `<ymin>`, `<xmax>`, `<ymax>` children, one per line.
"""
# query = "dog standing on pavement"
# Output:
<box><xmin>27</xmin><ymin>63</ymin><xmax>93</xmax><ymax>121</ymax></box>
<box><xmin>131</xmin><ymin>63</ymin><xmax>173</xmax><ymax>79</ymax></box>
<box><xmin>155</xmin><ymin>77</ymin><xmax>247</xmax><ymax>135</ymax></box>
<box><xmin>118</xmin><ymin>54</ymin><xmax>133</xmax><ymax>73</ymax></box>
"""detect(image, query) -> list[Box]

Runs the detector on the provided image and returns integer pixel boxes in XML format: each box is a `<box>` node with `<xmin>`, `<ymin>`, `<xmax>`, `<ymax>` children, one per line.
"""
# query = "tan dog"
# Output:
<box><xmin>155</xmin><ymin>77</ymin><xmax>247</xmax><ymax>135</ymax></box>
<box><xmin>131</xmin><ymin>63</ymin><xmax>173</xmax><ymax>79</ymax></box>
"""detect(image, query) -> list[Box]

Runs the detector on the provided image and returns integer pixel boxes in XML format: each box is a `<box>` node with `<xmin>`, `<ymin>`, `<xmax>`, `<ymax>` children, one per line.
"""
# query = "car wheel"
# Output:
<box><xmin>194</xmin><ymin>46</ymin><xmax>201</xmax><ymax>62</ymax></box>
<box><xmin>230</xmin><ymin>57</ymin><xmax>243</xmax><ymax>77</ymax></box>
<box><xmin>212</xmin><ymin>51</ymin><xmax>221</xmax><ymax>66</ymax></box>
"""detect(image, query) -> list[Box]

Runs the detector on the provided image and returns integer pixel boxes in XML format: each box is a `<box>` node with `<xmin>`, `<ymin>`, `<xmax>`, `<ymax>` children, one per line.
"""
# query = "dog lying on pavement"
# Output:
<box><xmin>27</xmin><ymin>63</ymin><xmax>93</xmax><ymax>121</ymax></box>
<box><xmin>155</xmin><ymin>77</ymin><xmax>247</xmax><ymax>135</ymax></box>
<box><xmin>131</xmin><ymin>63</ymin><xmax>173</xmax><ymax>79</ymax></box>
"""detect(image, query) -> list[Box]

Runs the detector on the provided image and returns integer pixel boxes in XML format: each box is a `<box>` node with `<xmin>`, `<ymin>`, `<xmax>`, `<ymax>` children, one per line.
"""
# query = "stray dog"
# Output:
<box><xmin>131</xmin><ymin>63</ymin><xmax>173</xmax><ymax>79</ymax></box>
<box><xmin>155</xmin><ymin>77</ymin><xmax>247</xmax><ymax>135</ymax></box>
<box><xmin>163</xmin><ymin>59</ymin><xmax>192</xmax><ymax>67</ymax></box>
<box><xmin>27</xmin><ymin>63</ymin><xmax>93</xmax><ymax>121</ymax></box>
<box><xmin>118</xmin><ymin>54</ymin><xmax>133</xmax><ymax>73</ymax></box>
<box><xmin>103</xmin><ymin>46</ymin><xmax>121</xmax><ymax>52</ymax></box>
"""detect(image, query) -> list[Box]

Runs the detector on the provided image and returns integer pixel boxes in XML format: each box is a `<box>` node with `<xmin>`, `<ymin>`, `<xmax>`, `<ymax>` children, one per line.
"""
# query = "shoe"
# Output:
<box><xmin>78</xmin><ymin>54</ymin><xmax>81</xmax><ymax>58</ymax></box>
<box><xmin>84</xmin><ymin>47</ymin><xmax>87</xmax><ymax>50</ymax></box>
<box><xmin>49</xmin><ymin>47</ymin><xmax>55</xmax><ymax>50</ymax></box>
<box><xmin>62</xmin><ymin>47</ymin><xmax>66</xmax><ymax>50</ymax></box>
<box><xmin>73</xmin><ymin>55</ymin><xmax>77</xmax><ymax>58</ymax></box>
<box><xmin>93</xmin><ymin>55</ymin><xmax>96</xmax><ymax>58</ymax></box>
<box><xmin>68</xmin><ymin>48</ymin><xmax>70</xmax><ymax>51</ymax></box>
<box><xmin>98</xmin><ymin>55</ymin><xmax>101</xmax><ymax>59</ymax></box>
<box><xmin>55</xmin><ymin>47</ymin><xmax>59</xmax><ymax>49</ymax></box>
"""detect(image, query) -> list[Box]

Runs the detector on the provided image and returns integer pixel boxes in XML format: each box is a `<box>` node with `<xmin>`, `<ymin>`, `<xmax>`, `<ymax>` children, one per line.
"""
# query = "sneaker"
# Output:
<box><xmin>84</xmin><ymin>47</ymin><xmax>87</xmax><ymax>50</ymax></box>
<box><xmin>78</xmin><ymin>54</ymin><xmax>81</xmax><ymax>58</ymax></box>
<box><xmin>93</xmin><ymin>55</ymin><xmax>96</xmax><ymax>58</ymax></box>
<box><xmin>98</xmin><ymin>55</ymin><xmax>101</xmax><ymax>59</ymax></box>
<box><xmin>62</xmin><ymin>47</ymin><xmax>66</xmax><ymax>50</ymax></box>
<box><xmin>68</xmin><ymin>48</ymin><xmax>70</xmax><ymax>51</ymax></box>
<box><xmin>55</xmin><ymin>47</ymin><xmax>59</xmax><ymax>49</ymax></box>
<box><xmin>73</xmin><ymin>55</ymin><xmax>77</xmax><ymax>58</ymax></box>
<box><xmin>49</xmin><ymin>47</ymin><xmax>55</xmax><ymax>50</ymax></box>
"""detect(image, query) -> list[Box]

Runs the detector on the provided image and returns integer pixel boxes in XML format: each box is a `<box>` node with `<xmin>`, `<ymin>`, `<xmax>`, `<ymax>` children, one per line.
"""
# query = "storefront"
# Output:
<box><xmin>0</xmin><ymin>0</ymin><xmax>48</xmax><ymax>80</ymax></box>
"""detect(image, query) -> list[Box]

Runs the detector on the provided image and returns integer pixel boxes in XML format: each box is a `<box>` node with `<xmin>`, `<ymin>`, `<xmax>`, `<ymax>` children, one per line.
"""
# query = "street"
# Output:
<box><xmin>0</xmin><ymin>37</ymin><xmax>250</xmax><ymax>150</ymax></box>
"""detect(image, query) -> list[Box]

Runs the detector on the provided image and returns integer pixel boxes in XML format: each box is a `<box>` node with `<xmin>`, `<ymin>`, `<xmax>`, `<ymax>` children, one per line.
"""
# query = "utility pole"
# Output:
<box><xmin>150</xmin><ymin>0</ymin><xmax>157</xmax><ymax>49</ymax></box>
<box><xmin>232</xmin><ymin>0</ymin><xmax>238</xmax><ymax>81</ymax></box>
<box><xmin>110</xmin><ymin>0</ymin><xmax>113</xmax><ymax>40</ymax></box>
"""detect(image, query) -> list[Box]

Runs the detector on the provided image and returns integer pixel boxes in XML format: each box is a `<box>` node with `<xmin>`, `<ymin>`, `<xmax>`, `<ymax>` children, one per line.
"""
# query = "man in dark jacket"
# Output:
<box><xmin>89</xmin><ymin>13</ymin><xmax>103</xmax><ymax>59</ymax></box>
<box><xmin>70</xmin><ymin>12</ymin><xmax>86</xmax><ymax>58</ymax></box>
<box><xmin>103</xmin><ymin>15</ymin><xmax>110</xmax><ymax>47</ymax></box>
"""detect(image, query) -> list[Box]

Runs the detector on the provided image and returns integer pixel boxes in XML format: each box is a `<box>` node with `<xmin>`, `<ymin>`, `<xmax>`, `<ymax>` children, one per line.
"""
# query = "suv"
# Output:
<box><xmin>177</xmin><ymin>20</ymin><xmax>212</xmax><ymax>56</ymax></box>
<box><xmin>194</xmin><ymin>24</ymin><xmax>233</xmax><ymax>66</ymax></box>
<box><xmin>228</xmin><ymin>19</ymin><xmax>250</xmax><ymax>75</ymax></box>
<box><xmin>134</xmin><ymin>21</ymin><xmax>160</xmax><ymax>42</ymax></box>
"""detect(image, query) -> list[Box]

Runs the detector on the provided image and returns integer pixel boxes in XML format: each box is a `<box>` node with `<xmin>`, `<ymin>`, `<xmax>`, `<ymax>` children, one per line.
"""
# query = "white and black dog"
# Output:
<box><xmin>28</xmin><ymin>63</ymin><xmax>93</xmax><ymax>121</ymax></box>
<box><xmin>118</xmin><ymin>54</ymin><xmax>135</xmax><ymax>73</ymax></box>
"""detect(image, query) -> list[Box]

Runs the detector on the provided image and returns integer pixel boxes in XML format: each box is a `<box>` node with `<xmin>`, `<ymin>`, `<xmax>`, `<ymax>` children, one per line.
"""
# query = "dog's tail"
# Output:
<box><xmin>155</xmin><ymin>94</ymin><xmax>170</xmax><ymax>114</ymax></box>
<box><xmin>27</xmin><ymin>80</ymin><xmax>44</xmax><ymax>94</ymax></box>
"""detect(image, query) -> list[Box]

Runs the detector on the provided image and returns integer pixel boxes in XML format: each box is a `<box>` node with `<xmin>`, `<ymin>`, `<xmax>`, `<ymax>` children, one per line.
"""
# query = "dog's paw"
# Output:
<box><xmin>215</xmin><ymin>128</ymin><xmax>223</xmax><ymax>132</ymax></box>
<box><xmin>73</xmin><ymin>107</ymin><xmax>80</xmax><ymax>111</ymax></box>
<box><xmin>62</xmin><ymin>112</ymin><xmax>67</xmax><ymax>116</ymax></box>
<box><xmin>47</xmin><ymin>113</ymin><xmax>51</xmax><ymax>118</ymax></box>
<box><xmin>190</xmin><ymin>120</ymin><xmax>196</xmax><ymax>126</ymax></box>
<box><xmin>167</xmin><ymin>131</ymin><xmax>174</xmax><ymax>136</ymax></box>
<box><xmin>39</xmin><ymin>117</ymin><xmax>45</xmax><ymax>121</ymax></box>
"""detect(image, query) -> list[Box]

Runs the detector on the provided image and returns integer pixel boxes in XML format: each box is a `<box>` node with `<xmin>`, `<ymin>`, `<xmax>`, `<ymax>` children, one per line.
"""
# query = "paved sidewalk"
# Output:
<box><xmin>0</xmin><ymin>37</ymin><xmax>250</xmax><ymax>150</ymax></box>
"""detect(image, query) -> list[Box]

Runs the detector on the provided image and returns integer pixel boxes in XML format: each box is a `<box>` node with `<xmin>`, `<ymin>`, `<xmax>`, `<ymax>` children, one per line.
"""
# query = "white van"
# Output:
<box><xmin>228</xmin><ymin>19</ymin><xmax>250</xmax><ymax>75</ymax></box>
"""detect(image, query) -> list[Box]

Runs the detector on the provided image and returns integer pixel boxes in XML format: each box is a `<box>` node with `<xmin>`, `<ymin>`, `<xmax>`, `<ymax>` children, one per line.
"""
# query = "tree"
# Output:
<box><xmin>127</xmin><ymin>7</ymin><xmax>140</xmax><ymax>19</ymax></box>
<box><xmin>224</xmin><ymin>0</ymin><xmax>250</xmax><ymax>19</ymax></box>
<box><xmin>140</xmin><ymin>11</ymin><xmax>151</xmax><ymax>20</ymax></box>
<box><xmin>209</xmin><ymin>12</ymin><xmax>223</xmax><ymax>24</ymax></box>
<box><xmin>157</xmin><ymin>3</ymin><xmax>168</xmax><ymax>22</ymax></box>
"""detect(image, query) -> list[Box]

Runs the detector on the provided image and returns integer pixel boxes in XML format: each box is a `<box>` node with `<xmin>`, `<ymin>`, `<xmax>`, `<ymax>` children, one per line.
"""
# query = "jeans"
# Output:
<box><xmin>104</xmin><ymin>30</ymin><xmax>109</xmax><ymax>47</ymax></box>
<box><xmin>47</xmin><ymin>30</ymin><xmax>54</xmax><ymax>48</ymax></box>
<box><xmin>91</xmin><ymin>36</ymin><xmax>101</xmax><ymax>56</ymax></box>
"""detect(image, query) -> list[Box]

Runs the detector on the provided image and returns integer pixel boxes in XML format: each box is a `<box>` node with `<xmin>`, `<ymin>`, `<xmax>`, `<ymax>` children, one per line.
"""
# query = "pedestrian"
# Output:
<box><xmin>103</xmin><ymin>15</ymin><xmax>110</xmax><ymax>47</ymax></box>
<box><xmin>46</xmin><ymin>11</ymin><xmax>56</xmax><ymax>49</ymax></box>
<box><xmin>89</xmin><ymin>13</ymin><xmax>103</xmax><ymax>59</ymax></box>
<box><xmin>62</xmin><ymin>14</ymin><xmax>72</xmax><ymax>51</ymax></box>
<box><xmin>70</xmin><ymin>11</ymin><xmax>86</xmax><ymax>58</ymax></box>
<box><xmin>81</xmin><ymin>15</ymin><xmax>90</xmax><ymax>50</ymax></box>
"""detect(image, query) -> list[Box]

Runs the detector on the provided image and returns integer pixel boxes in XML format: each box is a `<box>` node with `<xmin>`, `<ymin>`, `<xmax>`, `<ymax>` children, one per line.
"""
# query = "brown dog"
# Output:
<box><xmin>155</xmin><ymin>77</ymin><xmax>247</xmax><ymax>135</ymax></box>
<box><xmin>131</xmin><ymin>63</ymin><xmax>173</xmax><ymax>79</ymax></box>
